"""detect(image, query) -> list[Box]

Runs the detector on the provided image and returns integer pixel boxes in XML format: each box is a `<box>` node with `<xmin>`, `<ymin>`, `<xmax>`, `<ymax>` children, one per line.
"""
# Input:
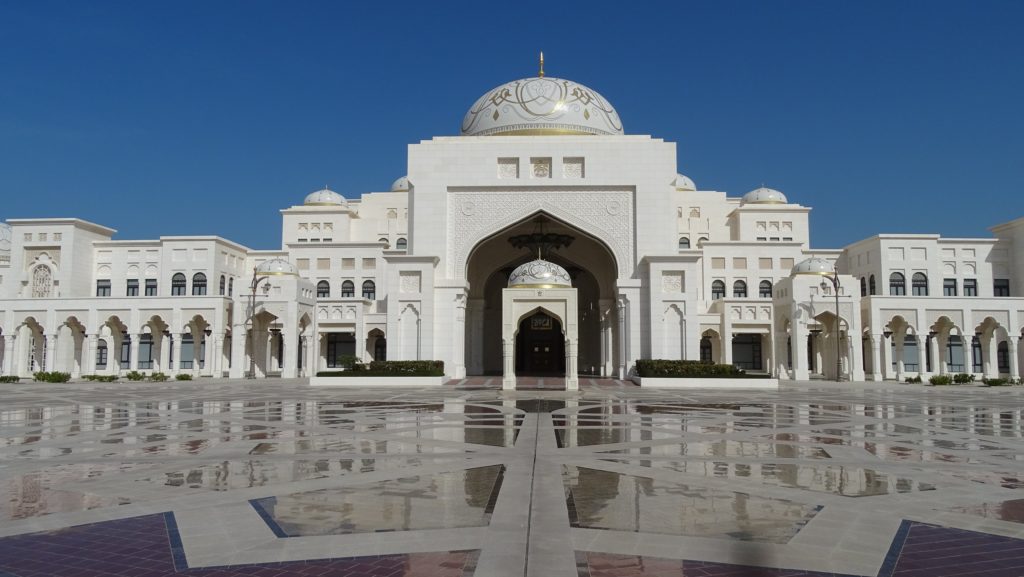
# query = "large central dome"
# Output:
<box><xmin>461</xmin><ymin>76</ymin><xmax>623</xmax><ymax>136</ymax></box>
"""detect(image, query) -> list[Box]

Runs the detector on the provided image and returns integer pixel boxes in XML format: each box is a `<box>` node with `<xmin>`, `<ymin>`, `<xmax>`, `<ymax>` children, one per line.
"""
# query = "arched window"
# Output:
<box><xmin>31</xmin><ymin>265</ymin><xmax>52</xmax><ymax>298</ymax></box>
<box><xmin>362</xmin><ymin>280</ymin><xmax>376</xmax><ymax>300</ymax></box>
<box><xmin>341</xmin><ymin>280</ymin><xmax>355</xmax><ymax>298</ymax></box>
<box><xmin>700</xmin><ymin>337</ymin><xmax>712</xmax><ymax>362</ymax></box>
<box><xmin>678</xmin><ymin>237</ymin><xmax>690</xmax><ymax>249</ymax></box>
<box><xmin>889</xmin><ymin>272</ymin><xmax>906</xmax><ymax>296</ymax></box>
<box><xmin>396</xmin><ymin>238</ymin><xmax>408</xmax><ymax>250</ymax></box>
<box><xmin>138</xmin><ymin>334</ymin><xmax>154</xmax><ymax>369</ymax></box>
<box><xmin>171</xmin><ymin>273</ymin><xmax>187</xmax><ymax>296</ymax></box>
<box><xmin>697</xmin><ymin>236</ymin><xmax>709</xmax><ymax>247</ymax></box>
<box><xmin>998</xmin><ymin>340</ymin><xmax>1010</xmax><ymax>373</ymax></box>
<box><xmin>759</xmin><ymin>280</ymin><xmax>773</xmax><ymax>298</ymax></box>
<box><xmin>711</xmin><ymin>280</ymin><xmax>725</xmax><ymax>300</ymax></box>
<box><xmin>96</xmin><ymin>340</ymin><xmax>108</xmax><ymax>368</ymax></box>
<box><xmin>219</xmin><ymin>275</ymin><xmax>226</xmax><ymax>295</ymax></box>
<box><xmin>860</xmin><ymin>277</ymin><xmax>867</xmax><ymax>297</ymax></box>
<box><xmin>379</xmin><ymin>238</ymin><xmax>390</xmax><ymax>249</ymax></box>
<box><xmin>316</xmin><ymin>280</ymin><xmax>330</xmax><ymax>298</ymax></box>
<box><xmin>911</xmin><ymin>272</ymin><xmax>928</xmax><ymax>296</ymax></box>
<box><xmin>869</xmin><ymin>274</ymin><xmax>876</xmax><ymax>295</ymax></box>
<box><xmin>192</xmin><ymin>273</ymin><xmax>207</xmax><ymax>296</ymax></box>
<box><xmin>733</xmin><ymin>280</ymin><xmax>747</xmax><ymax>298</ymax></box>
<box><xmin>228</xmin><ymin>277</ymin><xmax>234</xmax><ymax>296</ymax></box>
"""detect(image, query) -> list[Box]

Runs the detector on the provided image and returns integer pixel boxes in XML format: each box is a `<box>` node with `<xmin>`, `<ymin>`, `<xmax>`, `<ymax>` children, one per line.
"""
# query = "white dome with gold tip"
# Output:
<box><xmin>256</xmin><ymin>258</ymin><xmax>299</xmax><ymax>276</ymax></box>
<box><xmin>303</xmin><ymin>188</ymin><xmax>345</xmax><ymax>206</ymax></box>
<box><xmin>462</xmin><ymin>77</ymin><xmax>623</xmax><ymax>136</ymax></box>
<box><xmin>508</xmin><ymin>259</ymin><xmax>572</xmax><ymax>288</ymax></box>
<box><xmin>790</xmin><ymin>257</ymin><xmax>834</xmax><ymax>277</ymax></box>
<box><xmin>742</xmin><ymin>187</ymin><xmax>788</xmax><ymax>205</ymax></box>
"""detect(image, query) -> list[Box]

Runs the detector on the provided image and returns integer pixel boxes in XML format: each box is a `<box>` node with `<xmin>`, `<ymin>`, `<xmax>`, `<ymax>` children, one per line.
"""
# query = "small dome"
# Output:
<box><xmin>742</xmin><ymin>187</ymin><xmax>788</xmax><ymax>205</ymax></box>
<box><xmin>256</xmin><ymin>258</ymin><xmax>299</xmax><ymax>276</ymax></box>
<box><xmin>462</xmin><ymin>76</ymin><xmax>623</xmax><ymax>136</ymax></box>
<box><xmin>790</xmin><ymin>257</ymin><xmax>834</xmax><ymax>277</ymax></box>
<box><xmin>304</xmin><ymin>188</ymin><xmax>345</xmax><ymax>206</ymax></box>
<box><xmin>508</xmin><ymin>259</ymin><xmax>572</xmax><ymax>288</ymax></box>
<box><xmin>674</xmin><ymin>173</ymin><xmax>696</xmax><ymax>191</ymax></box>
<box><xmin>390</xmin><ymin>176</ymin><xmax>410</xmax><ymax>192</ymax></box>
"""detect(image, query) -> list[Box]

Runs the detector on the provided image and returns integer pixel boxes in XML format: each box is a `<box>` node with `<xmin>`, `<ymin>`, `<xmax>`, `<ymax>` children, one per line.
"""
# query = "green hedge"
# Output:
<box><xmin>175</xmin><ymin>373</ymin><xmax>193</xmax><ymax>381</ymax></box>
<box><xmin>952</xmin><ymin>373</ymin><xmax>975</xmax><ymax>384</ymax></box>
<box><xmin>83</xmin><ymin>374</ymin><xmax>119</xmax><ymax>382</ymax></box>
<box><xmin>635</xmin><ymin>359</ymin><xmax>767</xmax><ymax>379</ymax></box>
<box><xmin>317</xmin><ymin>360</ymin><xmax>444</xmax><ymax>377</ymax></box>
<box><xmin>125</xmin><ymin>371</ymin><xmax>146</xmax><ymax>381</ymax></box>
<box><xmin>0</xmin><ymin>375</ymin><xmax>20</xmax><ymax>383</ymax></box>
<box><xmin>33</xmin><ymin>371</ymin><xmax>71</xmax><ymax>383</ymax></box>
<box><xmin>929</xmin><ymin>375</ymin><xmax>952</xmax><ymax>386</ymax></box>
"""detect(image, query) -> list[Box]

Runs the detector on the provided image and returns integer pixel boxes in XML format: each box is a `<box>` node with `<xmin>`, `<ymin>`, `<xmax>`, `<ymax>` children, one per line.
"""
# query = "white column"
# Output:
<box><xmin>205</xmin><ymin>333</ymin><xmax>217</xmax><ymax>377</ymax></box>
<box><xmin>984</xmin><ymin>333</ymin><xmax>998</xmax><ymax>378</ymax></box>
<box><xmin>130</xmin><ymin>335</ymin><xmax>141</xmax><ymax>372</ymax></box>
<box><xmin>71</xmin><ymin>332</ymin><xmax>83</xmax><ymax>378</ymax></box>
<box><xmin>916</xmin><ymin>334</ymin><xmax>926</xmax><ymax>377</ymax></box>
<box><xmin>452</xmin><ymin>295</ymin><xmax>467</xmax><ymax>379</ymax></box>
<box><xmin>172</xmin><ymin>333</ymin><xmax>183</xmax><ymax>376</ymax></box>
<box><xmin>792</xmin><ymin>320</ymin><xmax>808</xmax><ymax>380</ymax></box>
<box><xmin>1009</xmin><ymin>336</ymin><xmax>1020</xmax><ymax>380</ymax></box>
<box><xmin>84</xmin><ymin>334</ymin><xmax>97</xmax><ymax>375</ymax></box>
<box><xmin>616</xmin><ymin>299</ymin><xmax>627</xmax><ymax>379</ymax></box>
<box><xmin>895</xmin><ymin>336</ymin><xmax>905</xmax><ymax>381</ymax></box>
<box><xmin>928</xmin><ymin>334</ymin><xmax>940</xmax><ymax>375</ymax></box>
<box><xmin>282</xmin><ymin>331</ymin><xmax>298</xmax><ymax>379</ymax></box>
<box><xmin>2</xmin><ymin>335</ymin><xmax>14</xmax><ymax>375</ymax></box>
<box><xmin>229</xmin><ymin>326</ymin><xmax>246</xmax><ymax>378</ymax></box>
<box><xmin>501</xmin><ymin>338</ymin><xmax>515</xmax><ymax>390</ymax></box>
<box><xmin>869</xmin><ymin>335</ymin><xmax>881</xmax><ymax>380</ymax></box>
<box><xmin>721</xmin><ymin>318</ymin><xmax>733</xmax><ymax>367</ymax></box>
<box><xmin>45</xmin><ymin>333</ymin><xmax>57</xmax><ymax>372</ymax></box>
<box><xmin>565</xmin><ymin>338</ymin><xmax>579</xmax><ymax>390</ymax></box>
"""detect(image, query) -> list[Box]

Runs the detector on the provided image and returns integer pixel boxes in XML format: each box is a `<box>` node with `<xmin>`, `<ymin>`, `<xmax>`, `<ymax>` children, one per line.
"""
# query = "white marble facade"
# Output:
<box><xmin>0</xmin><ymin>73</ymin><xmax>1022</xmax><ymax>383</ymax></box>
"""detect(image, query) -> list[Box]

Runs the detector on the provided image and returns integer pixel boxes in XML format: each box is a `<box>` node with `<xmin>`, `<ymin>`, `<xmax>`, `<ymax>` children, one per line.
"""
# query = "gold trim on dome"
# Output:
<box><xmin>256</xmin><ymin>270</ymin><xmax>299</xmax><ymax>276</ymax></box>
<box><xmin>303</xmin><ymin>202</ymin><xmax>344</xmax><ymax>206</ymax></box>
<box><xmin>490</xmin><ymin>128</ymin><xmax>596</xmax><ymax>136</ymax></box>
<box><xmin>508</xmin><ymin>283</ymin><xmax>568</xmax><ymax>289</ymax></box>
<box><xmin>748</xmin><ymin>199</ymin><xmax>787</xmax><ymax>205</ymax></box>
<box><xmin>793</xmin><ymin>270</ymin><xmax>835</xmax><ymax>276</ymax></box>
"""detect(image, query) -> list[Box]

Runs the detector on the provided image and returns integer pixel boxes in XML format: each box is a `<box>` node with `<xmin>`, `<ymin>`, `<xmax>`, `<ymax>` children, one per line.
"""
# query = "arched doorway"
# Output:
<box><xmin>516</xmin><ymin>311</ymin><xmax>565</xmax><ymax>375</ymax></box>
<box><xmin>464</xmin><ymin>212</ymin><xmax>618</xmax><ymax>377</ymax></box>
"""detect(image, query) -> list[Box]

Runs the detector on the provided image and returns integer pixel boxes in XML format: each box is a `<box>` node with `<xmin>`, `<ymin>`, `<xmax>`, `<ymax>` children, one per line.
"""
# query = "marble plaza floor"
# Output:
<box><xmin>1</xmin><ymin>378</ymin><xmax>1024</xmax><ymax>576</ymax></box>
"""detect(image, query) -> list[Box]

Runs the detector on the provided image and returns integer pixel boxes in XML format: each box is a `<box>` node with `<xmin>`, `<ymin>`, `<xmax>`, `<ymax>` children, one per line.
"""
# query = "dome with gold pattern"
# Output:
<box><xmin>508</xmin><ymin>259</ymin><xmax>572</xmax><ymax>288</ymax></box>
<box><xmin>461</xmin><ymin>76</ymin><xmax>623</xmax><ymax>136</ymax></box>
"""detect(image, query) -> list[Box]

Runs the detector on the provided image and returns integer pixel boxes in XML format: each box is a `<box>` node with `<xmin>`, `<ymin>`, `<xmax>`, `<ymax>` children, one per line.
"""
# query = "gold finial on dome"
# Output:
<box><xmin>539</xmin><ymin>51</ymin><xmax>544</xmax><ymax>78</ymax></box>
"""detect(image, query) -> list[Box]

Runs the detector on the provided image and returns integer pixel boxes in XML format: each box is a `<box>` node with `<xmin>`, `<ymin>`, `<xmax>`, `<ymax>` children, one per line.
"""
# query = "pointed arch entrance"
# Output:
<box><xmin>465</xmin><ymin>212</ymin><xmax>620</xmax><ymax>383</ymax></box>
<box><xmin>516</xmin><ymin>310</ymin><xmax>565</xmax><ymax>374</ymax></box>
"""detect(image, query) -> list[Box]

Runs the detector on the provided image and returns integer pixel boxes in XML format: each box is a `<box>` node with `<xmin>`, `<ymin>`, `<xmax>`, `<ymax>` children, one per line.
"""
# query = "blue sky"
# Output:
<box><xmin>1</xmin><ymin>1</ymin><xmax>1021</xmax><ymax>250</ymax></box>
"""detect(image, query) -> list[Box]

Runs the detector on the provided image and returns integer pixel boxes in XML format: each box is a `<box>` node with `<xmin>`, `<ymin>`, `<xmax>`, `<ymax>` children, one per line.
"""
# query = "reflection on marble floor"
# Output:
<box><xmin>3</xmin><ymin>379</ymin><xmax>1024</xmax><ymax>576</ymax></box>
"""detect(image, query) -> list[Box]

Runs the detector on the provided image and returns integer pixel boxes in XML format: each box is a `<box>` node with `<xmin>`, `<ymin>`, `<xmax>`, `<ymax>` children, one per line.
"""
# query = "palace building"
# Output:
<box><xmin>0</xmin><ymin>70</ymin><xmax>1022</xmax><ymax>388</ymax></box>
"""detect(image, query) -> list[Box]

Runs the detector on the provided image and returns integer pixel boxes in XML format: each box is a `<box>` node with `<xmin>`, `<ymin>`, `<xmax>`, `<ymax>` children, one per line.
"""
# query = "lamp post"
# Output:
<box><xmin>820</xmin><ymin>270</ymin><xmax>842</xmax><ymax>382</ymax></box>
<box><xmin>247</xmin><ymin>267</ymin><xmax>271</xmax><ymax>379</ymax></box>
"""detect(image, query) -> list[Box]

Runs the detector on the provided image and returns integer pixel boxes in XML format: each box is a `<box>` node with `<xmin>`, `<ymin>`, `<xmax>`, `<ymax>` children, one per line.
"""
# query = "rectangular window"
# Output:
<box><xmin>362</xmin><ymin>258</ymin><xmax>376</xmax><ymax>270</ymax></box>
<box><xmin>96</xmin><ymin>279</ymin><xmax>111</xmax><ymax>297</ymax></box>
<box><xmin>994</xmin><ymin>279</ymin><xmax>1010</xmax><ymax>296</ymax></box>
<box><xmin>943</xmin><ymin>278</ymin><xmax>957</xmax><ymax>296</ymax></box>
<box><xmin>780</xmin><ymin>258</ymin><xmax>794</xmax><ymax>270</ymax></box>
<box><xmin>297</xmin><ymin>258</ymin><xmax>309</xmax><ymax>270</ymax></box>
<box><xmin>126</xmin><ymin>279</ymin><xmax>139</xmax><ymax>296</ymax></box>
<box><xmin>317</xmin><ymin>258</ymin><xmax>330</xmax><ymax>270</ymax></box>
<box><xmin>733</xmin><ymin>257</ymin><xmax>747</xmax><ymax>269</ymax></box>
<box><xmin>758</xmin><ymin>258</ymin><xmax>772</xmax><ymax>269</ymax></box>
<box><xmin>342</xmin><ymin>258</ymin><xmax>355</xmax><ymax>270</ymax></box>
<box><xmin>963</xmin><ymin>278</ymin><xmax>978</xmax><ymax>296</ymax></box>
<box><xmin>711</xmin><ymin>258</ymin><xmax>726</xmax><ymax>270</ymax></box>
<box><xmin>326</xmin><ymin>333</ymin><xmax>356</xmax><ymax>368</ymax></box>
<box><xmin>145</xmin><ymin>279</ymin><xmax>158</xmax><ymax>296</ymax></box>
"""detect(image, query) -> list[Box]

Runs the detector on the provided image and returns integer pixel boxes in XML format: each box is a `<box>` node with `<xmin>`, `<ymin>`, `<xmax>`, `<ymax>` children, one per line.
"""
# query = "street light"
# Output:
<box><xmin>247</xmin><ymin>266</ymin><xmax>272</xmax><ymax>379</ymax></box>
<box><xmin>819</xmin><ymin>270</ymin><xmax>842</xmax><ymax>382</ymax></box>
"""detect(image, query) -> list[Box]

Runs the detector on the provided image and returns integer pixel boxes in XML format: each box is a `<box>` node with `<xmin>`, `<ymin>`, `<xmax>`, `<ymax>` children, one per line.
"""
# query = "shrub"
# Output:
<box><xmin>33</xmin><ymin>371</ymin><xmax>71</xmax><ymax>383</ymax></box>
<box><xmin>928</xmin><ymin>375</ymin><xmax>952</xmax><ymax>386</ymax></box>
<box><xmin>149</xmin><ymin>372</ymin><xmax>169</xmax><ymax>382</ymax></box>
<box><xmin>125</xmin><ymin>371</ymin><xmax>145</xmax><ymax>381</ymax></box>
<box><xmin>317</xmin><ymin>360</ymin><xmax>445</xmax><ymax>377</ymax></box>
<box><xmin>982</xmin><ymin>377</ymin><xmax>1009</xmax><ymax>386</ymax></box>
<box><xmin>83</xmin><ymin>374</ymin><xmax>119</xmax><ymax>382</ymax></box>
<box><xmin>952</xmin><ymin>373</ymin><xmax>975</xmax><ymax>384</ymax></box>
<box><xmin>634</xmin><ymin>359</ymin><xmax>765</xmax><ymax>379</ymax></box>
<box><xmin>0</xmin><ymin>375</ymin><xmax>20</xmax><ymax>383</ymax></box>
<box><xmin>904</xmin><ymin>375</ymin><xmax>922</xmax><ymax>384</ymax></box>
<box><xmin>175</xmin><ymin>373</ymin><xmax>193</xmax><ymax>380</ymax></box>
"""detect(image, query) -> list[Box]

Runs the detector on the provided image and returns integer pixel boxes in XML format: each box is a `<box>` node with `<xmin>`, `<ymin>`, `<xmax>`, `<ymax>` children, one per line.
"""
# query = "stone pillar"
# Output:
<box><xmin>172</xmin><ymin>333</ymin><xmax>183</xmax><ymax>376</ymax></box>
<box><xmin>566</xmin><ymin>338</ymin><xmax>579</xmax><ymax>391</ymax></box>
<box><xmin>158</xmin><ymin>334</ymin><xmax>171</xmax><ymax>373</ymax></box>
<box><xmin>1008</xmin><ymin>336</ymin><xmax>1020</xmax><ymax>380</ymax></box>
<box><xmin>850</xmin><ymin>332</ymin><xmax>865</xmax><ymax>381</ymax></box>
<box><xmin>71</xmin><ymin>332</ymin><xmax>83</xmax><ymax>378</ymax></box>
<box><xmin>868</xmin><ymin>335</ymin><xmax>881</xmax><ymax>380</ymax></box>
<box><xmin>501</xmin><ymin>338</ymin><xmax>515</xmax><ymax>390</ymax></box>
<box><xmin>130</xmin><ymin>335</ymin><xmax>141</xmax><ymax>371</ymax></box>
<box><xmin>895</xmin><ymin>336</ymin><xmax>905</xmax><ymax>381</ymax></box>
<box><xmin>721</xmin><ymin>318</ymin><xmax>733</xmax><ymax>367</ymax></box>
<box><xmin>84</xmin><ymin>334</ymin><xmax>97</xmax><ymax>375</ymax></box>
<box><xmin>452</xmin><ymin>295</ymin><xmax>467</xmax><ymax>379</ymax></box>
<box><xmin>965</xmin><ymin>335</ymin><xmax>976</xmax><ymax>375</ymax></box>
<box><xmin>468</xmin><ymin>299</ymin><xmax>485</xmax><ymax>375</ymax></box>
<box><xmin>229</xmin><ymin>326</ymin><xmax>247</xmax><ymax>378</ymax></box>
<box><xmin>616</xmin><ymin>299</ymin><xmax>627</xmax><ymax>379</ymax></box>
<box><xmin>916</xmin><ymin>335</ymin><xmax>927</xmax><ymax>378</ymax></box>
<box><xmin>2</xmin><ymin>335</ymin><xmax>14</xmax><ymax>375</ymax></box>
<box><xmin>984</xmin><ymin>334</ymin><xmax>998</xmax><ymax>378</ymax></box>
<box><xmin>792</xmin><ymin>320</ymin><xmax>808</xmax><ymax>380</ymax></box>
<box><xmin>282</xmin><ymin>331</ymin><xmax>298</xmax><ymax>379</ymax></box>
<box><xmin>929</xmin><ymin>335</ymin><xmax>942</xmax><ymax>375</ymax></box>
<box><xmin>205</xmin><ymin>333</ymin><xmax>217</xmax><ymax>377</ymax></box>
<box><xmin>45</xmin><ymin>334</ymin><xmax>57</xmax><ymax>372</ymax></box>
